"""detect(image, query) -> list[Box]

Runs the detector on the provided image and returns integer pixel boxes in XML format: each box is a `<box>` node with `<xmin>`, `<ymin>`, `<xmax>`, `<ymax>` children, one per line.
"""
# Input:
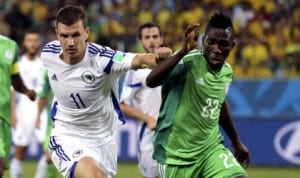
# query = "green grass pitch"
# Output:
<box><xmin>3</xmin><ymin>161</ymin><xmax>300</xmax><ymax>178</ymax></box>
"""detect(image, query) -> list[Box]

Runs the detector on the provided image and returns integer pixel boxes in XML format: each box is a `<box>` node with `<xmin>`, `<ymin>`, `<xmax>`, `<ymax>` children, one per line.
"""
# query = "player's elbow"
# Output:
<box><xmin>146</xmin><ymin>75</ymin><xmax>159</xmax><ymax>88</ymax></box>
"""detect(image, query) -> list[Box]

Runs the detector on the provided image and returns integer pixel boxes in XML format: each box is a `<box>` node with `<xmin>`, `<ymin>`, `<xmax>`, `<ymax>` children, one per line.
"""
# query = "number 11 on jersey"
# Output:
<box><xmin>70</xmin><ymin>93</ymin><xmax>86</xmax><ymax>108</ymax></box>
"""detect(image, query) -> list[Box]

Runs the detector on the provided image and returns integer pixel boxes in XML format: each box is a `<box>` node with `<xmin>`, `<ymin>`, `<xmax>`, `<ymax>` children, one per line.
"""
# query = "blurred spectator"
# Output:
<box><xmin>1</xmin><ymin>0</ymin><xmax>298</xmax><ymax>78</ymax></box>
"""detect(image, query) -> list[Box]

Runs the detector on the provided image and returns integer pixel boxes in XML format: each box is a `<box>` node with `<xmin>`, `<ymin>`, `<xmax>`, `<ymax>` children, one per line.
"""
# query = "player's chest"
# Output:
<box><xmin>187</xmin><ymin>70</ymin><xmax>231</xmax><ymax>99</ymax></box>
<box><xmin>48</xmin><ymin>67</ymin><xmax>106</xmax><ymax>96</ymax></box>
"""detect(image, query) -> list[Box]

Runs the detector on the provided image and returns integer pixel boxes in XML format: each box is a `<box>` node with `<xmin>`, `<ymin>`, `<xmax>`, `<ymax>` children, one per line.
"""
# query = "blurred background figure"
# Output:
<box><xmin>10</xmin><ymin>29</ymin><xmax>47</xmax><ymax>178</ymax></box>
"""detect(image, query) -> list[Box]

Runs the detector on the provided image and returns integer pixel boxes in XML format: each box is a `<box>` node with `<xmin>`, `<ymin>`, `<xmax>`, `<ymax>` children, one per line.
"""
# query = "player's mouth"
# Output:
<box><xmin>66</xmin><ymin>49</ymin><xmax>77</xmax><ymax>54</ymax></box>
<box><xmin>209</xmin><ymin>57</ymin><xmax>223</xmax><ymax>65</ymax></box>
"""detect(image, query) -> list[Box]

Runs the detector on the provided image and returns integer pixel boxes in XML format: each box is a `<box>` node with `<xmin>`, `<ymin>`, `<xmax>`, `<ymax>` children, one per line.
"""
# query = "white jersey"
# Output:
<box><xmin>120</xmin><ymin>69</ymin><xmax>161</xmax><ymax>151</ymax></box>
<box><xmin>14</xmin><ymin>54</ymin><xmax>47</xmax><ymax>145</ymax></box>
<box><xmin>41</xmin><ymin>40</ymin><xmax>136</xmax><ymax>145</ymax></box>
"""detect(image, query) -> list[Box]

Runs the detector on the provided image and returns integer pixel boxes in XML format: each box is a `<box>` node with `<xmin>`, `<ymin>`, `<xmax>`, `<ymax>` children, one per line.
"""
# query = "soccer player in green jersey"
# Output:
<box><xmin>146</xmin><ymin>13</ymin><xmax>250</xmax><ymax>178</ymax></box>
<box><xmin>35</xmin><ymin>70</ymin><xmax>58</xmax><ymax>178</ymax></box>
<box><xmin>0</xmin><ymin>34</ymin><xmax>36</xmax><ymax>178</ymax></box>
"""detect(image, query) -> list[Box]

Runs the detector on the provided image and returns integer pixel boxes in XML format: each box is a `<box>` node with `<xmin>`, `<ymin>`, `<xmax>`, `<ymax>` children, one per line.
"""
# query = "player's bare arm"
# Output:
<box><xmin>131</xmin><ymin>47</ymin><xmax>172</xmax><ymax>69</ymax></box>
<box><xmin>146</xmin><ymin>24</ymin><xmax>200</xmax><ymax>88</ymax></box>
<box><xmin>219</xmin><ymin>102</ymin><xmax>250</xmax><ymax>168</ymax></box>
<box><xmin>11</xmin><ymin>74</ymin><xmax>36</xmax><ymax>101</ymax></box>
<box><xmin>120</xmin><ymin>103</ymin><xmax>157</xmax><ymax>130</ymax></box>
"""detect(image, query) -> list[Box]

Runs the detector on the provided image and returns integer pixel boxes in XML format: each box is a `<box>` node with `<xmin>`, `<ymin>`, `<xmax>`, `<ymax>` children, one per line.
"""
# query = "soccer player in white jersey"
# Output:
<box><xmin>120</xmin><ymin>22</ymin><xmax>166</xmax><ymax>178</ymax></box>
<box><xmin>40</xmin><ymin>5</ymin><xmax>179</xmax><ymax>178</ymax></box>
<box><xmin>10</xmin><ymin>29</ymin><xmax>47</xmax><ymax>178</ymax></box>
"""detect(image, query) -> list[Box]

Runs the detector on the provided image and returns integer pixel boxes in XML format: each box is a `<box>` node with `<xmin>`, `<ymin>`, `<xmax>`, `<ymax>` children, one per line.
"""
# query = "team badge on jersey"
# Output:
<box><xmin>81</xmin><ymin>71</ymin><xmax>95</xmax><ymax>84</ymax></box>
<box><xmin>112</xmin><ymin>51</ymin><xmax>125</xmax><ymax>63</ymax></box>
<box><xmin>5</xmin><ymin>50</ymin><xmax>13</xmax><ymax>60</ymax></box>
<box><xmin>72</xmin><ymin>149</ymin><xmax>83</xmax><ymax>158</ymax></box>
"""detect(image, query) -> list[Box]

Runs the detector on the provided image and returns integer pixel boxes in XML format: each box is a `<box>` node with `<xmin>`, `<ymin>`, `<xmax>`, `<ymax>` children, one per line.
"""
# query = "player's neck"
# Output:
<box><xmin>26</xmin><ymin>53</ymin><xmax>38</xmax><ymax>60</ymax></box>
<box><xmin>60</xmin><ymin>52</ymin><xmax>85</xmax><ymax>65</ymax></box>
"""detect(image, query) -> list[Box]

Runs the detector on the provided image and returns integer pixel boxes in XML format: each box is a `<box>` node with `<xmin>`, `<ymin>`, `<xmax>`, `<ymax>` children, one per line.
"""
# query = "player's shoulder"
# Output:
<box><xmin>88</xmin><ymin>42</ymin><xmax>114</xmax><ymax>56</ymax></box>
<box><xmin>41</xmin><ymin>40</ymin><xmax>61</xmax><ymax>54</ymax></box>
<box><xmin>0</xmin><ymin>35</ymin><xmax>17</xmax><ymax>48</ymax></box>
<box><xmin>182</xmin><ymin>49</ymin><xmax>203</xmax><ymax>60</ymax></box>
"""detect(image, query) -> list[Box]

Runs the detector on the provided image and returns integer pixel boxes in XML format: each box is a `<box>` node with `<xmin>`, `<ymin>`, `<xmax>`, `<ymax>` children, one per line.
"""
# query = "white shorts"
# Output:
<box><xmin>138</xmin><ymin>149</ymin><xmax>158</xmax><ymax>178</ymax></box>
<box><xmin>12</xmin><ymin>108</ymin><xmax>47</xmax><ymax>146</ymax></box>
<box><xmin>49</xmin><ymin>135</ymin><xmax>117</xmax><ymax>178</ymax></box>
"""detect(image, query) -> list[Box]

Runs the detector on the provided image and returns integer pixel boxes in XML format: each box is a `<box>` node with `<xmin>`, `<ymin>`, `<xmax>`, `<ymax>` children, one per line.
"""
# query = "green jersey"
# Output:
<box><xmin>0</xmin><ymin>35</ymin><xmax>19</xmax><ymax>124</ymax></box>
<box><xmin>153</xmin><ymin>49</ymin><xmax>233</xmax><ymax>165</ymax></box>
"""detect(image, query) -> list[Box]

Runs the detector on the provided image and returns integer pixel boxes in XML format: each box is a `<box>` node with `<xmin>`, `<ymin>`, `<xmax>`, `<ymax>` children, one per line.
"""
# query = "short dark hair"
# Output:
<box><xmin>205</xmin><ymin>12</ymin><xmax>234</xmax><ymax>35</ymax></box>
<box><xmin>138</xmin><ymin>22</ymin><xmax>162</xmax><ymax>39</ymax></box>
<box><xmin>56</xmin><ymin>5</ymin><xmax>88</xmax><ymax>28</ymax></box>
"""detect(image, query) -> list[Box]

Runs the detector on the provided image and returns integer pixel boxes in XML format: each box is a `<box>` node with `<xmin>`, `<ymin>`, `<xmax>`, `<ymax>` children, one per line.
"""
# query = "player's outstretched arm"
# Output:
<box><xmin>131</xmin><ymin>47</ymin><xmax>172</xmax><ymax>69</ymax></box>
<box><xmin>146</xmin><ymin>24</ymin><xmax>200</xmax><ymax>88</ymax></box>
<box><xmin>219</xmin><ymin>102</ymin><xmax>250</xmax><ymax>168</ymax></box>
<box><xmin>11</xmin><ymin>74</ymin><xmax>36</xmax><ymax>101</ymax></box>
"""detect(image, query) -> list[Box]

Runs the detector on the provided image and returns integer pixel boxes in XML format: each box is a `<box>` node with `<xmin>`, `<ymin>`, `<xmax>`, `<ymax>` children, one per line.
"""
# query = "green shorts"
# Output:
<box><xmin>0</xmin><ymin>118</ymin><xmax>12</xmax><ymax>169</ymax></box>
<box><xmin>158</xmin><ymin>144</ymin><xmax>247</xmax><ymax>178</ymax></box>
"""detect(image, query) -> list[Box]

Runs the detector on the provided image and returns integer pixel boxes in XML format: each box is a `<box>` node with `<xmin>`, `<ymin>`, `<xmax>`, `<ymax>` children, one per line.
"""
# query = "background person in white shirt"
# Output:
<box><xmin>40</xmin><ymin>5</ymin><xmax>175</xmax><ymax>178</ymax></box>
<box><xmin>10</xmin><ymin>29</ymin><xmax>47</xmax><ymax>178</ymax></box>
<box><xmin>120</xmin><ymin>22</ymin><xmax>166</xmax><ymax>178</ymax></box>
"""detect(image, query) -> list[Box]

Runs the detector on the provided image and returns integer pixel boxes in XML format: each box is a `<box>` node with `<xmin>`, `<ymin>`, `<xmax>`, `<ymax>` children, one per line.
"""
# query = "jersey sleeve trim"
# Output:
<box><xmin>11</xmin><ymin>63</ymin><xmax>19</xmax><ymax>74</ymax></box>
<box><xmin>42</xmin><ymin>43</ymin><xmax>62</xmax><ymax>54</ymax></box>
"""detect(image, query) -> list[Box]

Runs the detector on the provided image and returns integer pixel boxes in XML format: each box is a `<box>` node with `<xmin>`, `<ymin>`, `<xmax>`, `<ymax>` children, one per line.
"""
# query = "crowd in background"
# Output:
<box><xmin>0</xmin><ymin>0</ymin><xmax>299</xmax><ymax>78</ymax></box>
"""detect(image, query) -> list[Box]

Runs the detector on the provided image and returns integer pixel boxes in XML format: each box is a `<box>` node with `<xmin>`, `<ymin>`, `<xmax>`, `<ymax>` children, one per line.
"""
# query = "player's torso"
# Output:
<box><xmin>0</xmin><ymin>36</ymin><xmax>16</xmax><ymax>93</ymax></box>
<box><xmin>177</xmin><ymin>52</ymin><xmax>233</xmax><ymax>123</ymax></box>
<box><xmin>124</xmin><ymin>69</ymin><xmax>161</xmax><ymax>150</ymax></box>
<box><xmin>15</xmin><ymin>55</ymin><xmax>44</xmax><ymax>116</ymax></box>
<box><xmin>46</xmin><ymin>52</ymin><xmax>111</xmax><ymax>115</ymax></box>
<box><xmin>0</xmin><ymin>36</ymin><xmax>17</xmax><ymax>121</ymax></box>
<box><xmin>155</xmin><ymin>50</ymin><xmax>233</xmax><ymax>164</ymax></box>
<box><xmin>18</xmin><ymin>55</ymin><xmax>44</xmax><ymax>90</ymax></box>
<box><xmin>125</xmin><ymin>69</ymin><xmax>161</xmax><ymax>118</ymax></box>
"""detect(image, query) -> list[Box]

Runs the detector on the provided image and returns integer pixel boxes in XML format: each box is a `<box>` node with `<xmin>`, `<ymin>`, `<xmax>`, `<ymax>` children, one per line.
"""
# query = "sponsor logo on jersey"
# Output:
<box><xmin>81</xmin><ymin>71</ymin><xmax>95</xmax><ymax>84</ymax></box>
<box><xmin>72</xmin><ymin>149</ymin><xmax>83</xmax><ymax>158</ymax></box>
<box><xmin>112</xmin><ymin>52</ymin><xmax>125</xmax><ymax>63</ymax></box>
<box><xmin>195</xmin><ymin>77</ymin><xmax>205</xmax><ymax>85</ymax></box>
<box><xmin>5</xmin><ymin>50</ymin><xmax>13</xmax><ymax>60</ymax></box>
<box><xmin>274</xmin><ymin>121</ymin><xmax>300</xmax><ymax>164</ymax></box>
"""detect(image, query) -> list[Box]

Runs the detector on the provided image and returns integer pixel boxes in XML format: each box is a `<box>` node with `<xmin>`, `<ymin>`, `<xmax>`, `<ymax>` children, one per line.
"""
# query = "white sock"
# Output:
<box><xmin>10</xmin><ymin>158</ymin><xmax>22</xmax><ymax>178</ymax></box>
<box><xmin>35</xmin><ymin>154</ymin><xmax>47</xmax><ymax>178</ymax></box>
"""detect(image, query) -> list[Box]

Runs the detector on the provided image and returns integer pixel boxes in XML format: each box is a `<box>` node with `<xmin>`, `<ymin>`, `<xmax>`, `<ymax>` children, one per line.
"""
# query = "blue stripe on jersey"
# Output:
<box><xmin>70</xmin><ymin>161</ymin><xmax>78</xmax><ymax>178</ymax></box>
<box><xmin>137</xmin><ymin>122</ymin><xmax>147</xmax><ymax>153</ymax></box>
<box><xmin>51</xmin><ymin>101</ymin><xmax>58</xmax><ymax>120</ymax></box>
<box><xmin>49</xmin><ymin>136</ymin><xmax>71</xmax><ymax>161</ymax></box>
<box><xmin>41</xmin><ymin>49</ymin><xmax>60</xmax><ymax>54</ymax></box>
<box><xmin>125</xmin><ymin>71</ymin><xmax>142</xmax><ymax>88</ymax></box>
<box><xmin>43</xmin><ymin>45</ymin><xmax>61</xmax><ymax>50</ymax></box>
<box><xmin>89</xmin><ymin>43</ymin><xmax>105</xmax><ymax>53</ymax></box>
<box><xmin>103</xmin><ymin>58</ymin><xmax>114</xmax><ymax>74</ymax></box>
<box><xmin>42</xmin><ymin>44</ymin><xmax>61</xmax><ymax>53</ymax></box>
<box><xmin>127</xmin><ymin>82</ymin><xmax>142</xmax><ymax>88</ymax></box>
<box><xmin>111</xmin><ymin>90</ymin><xmax>126</xmax><ymax>124</ymax></box>
<box><xmin>138</xmin><ymin>122</ymin><xmax>147</xmax><ymax>142</ymax></box>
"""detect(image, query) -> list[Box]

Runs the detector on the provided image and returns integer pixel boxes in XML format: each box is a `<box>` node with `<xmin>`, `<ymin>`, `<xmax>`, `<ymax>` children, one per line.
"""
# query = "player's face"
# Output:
<box><xmin>202</xmin><ymin>27</ymin><xmax>235</xmax><ymax>70</ymax></box>
<box><xmin>56</xmin><ymin>20</ymin><xmax>89</xmax><ymax>63</ymax></box>
<box><xmin>140</xmin><ymin>27</ymin><xmax>162</xmax><ymax>53</ymax></box>
<box><xmin>23</xmin><ymin>33</ymin><xmax>40</xmax><ymax>56</ymax></box>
